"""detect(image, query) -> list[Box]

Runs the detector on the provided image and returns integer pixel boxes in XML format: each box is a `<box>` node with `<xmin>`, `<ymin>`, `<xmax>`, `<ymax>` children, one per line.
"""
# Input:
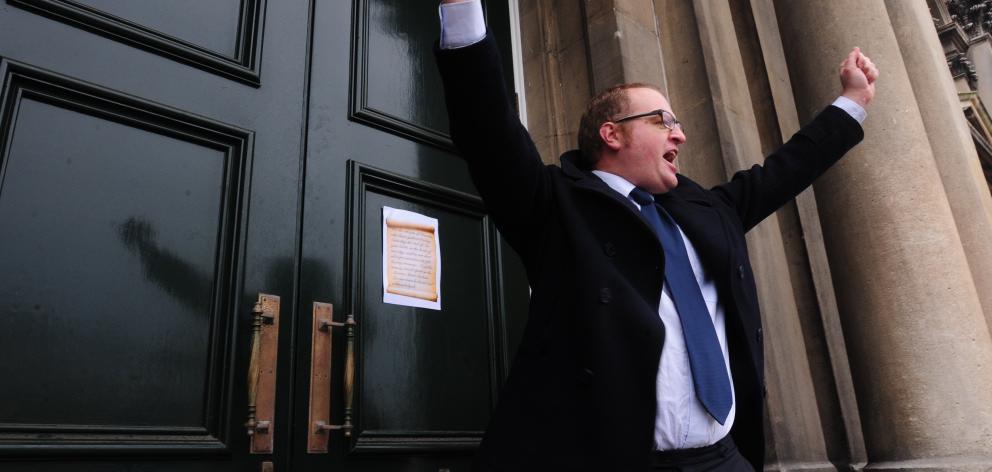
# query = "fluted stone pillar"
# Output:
<box><xmin>774</xmin><ymin>0</ymin><xmax>992</xmax><ymax>470</ymax></box>
<box><xmin>691</xmin><ymin>1</ymin><xmax>833</xmax><ymax>470</ymax></box>
<box><xmin>584</xmin><ymin>0</ymin><xmax>667</xmax><ymax>92</ymax></box>
<box><xmin>518</xmin><ymin>0</ymin><xmax>592</xmax><ymax>163</ymax></box>
<box><xmin>654</xmin><ymin>0</ymin><xmax>728</xmax><ymax>188</ymax></box>
<box><xmin>748</xmin><ymin>0</ymin><xmax>868</xmax><ymax>466</ymax></box>
<box><xmin>886</xmin><ymin>0</ymin><xmax>992</xmax><ymax>335</ymax></box>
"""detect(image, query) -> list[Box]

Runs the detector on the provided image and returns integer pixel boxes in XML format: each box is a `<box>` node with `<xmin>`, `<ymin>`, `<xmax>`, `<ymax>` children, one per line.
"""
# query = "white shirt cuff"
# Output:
<box><xmin>439</xmin><ymin>0</ymin><xmax>486</xmax><ymax>49</ymax></box>
<box><xmin>831</xmin><ymin>96</ymin><xmax>867</xmax><ymax>124</ymax></box>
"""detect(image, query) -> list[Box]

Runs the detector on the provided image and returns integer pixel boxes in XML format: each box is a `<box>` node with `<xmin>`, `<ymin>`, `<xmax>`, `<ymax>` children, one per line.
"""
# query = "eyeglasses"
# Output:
<box><xmin>612</xmin><ymin>109</ymin><xmax>684</xmax><ymax>132</ymax></box>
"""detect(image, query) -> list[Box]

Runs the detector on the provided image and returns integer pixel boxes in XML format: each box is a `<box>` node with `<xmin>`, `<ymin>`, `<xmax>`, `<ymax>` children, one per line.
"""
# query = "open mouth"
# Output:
<box><xmin>663</xmin><ymin>150</ymin><xmax>678</xmax><ymax>162</ymax></box>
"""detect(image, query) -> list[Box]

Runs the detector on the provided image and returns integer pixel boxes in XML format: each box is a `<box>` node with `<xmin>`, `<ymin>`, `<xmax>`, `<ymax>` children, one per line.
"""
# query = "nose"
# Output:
<box><xmin>670</xmin><ymin>126</ymin><xmax>686</xmax><ymax>145</ymax></box>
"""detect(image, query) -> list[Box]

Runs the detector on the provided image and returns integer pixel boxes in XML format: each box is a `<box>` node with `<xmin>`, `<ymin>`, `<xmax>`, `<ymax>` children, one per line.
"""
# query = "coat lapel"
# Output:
<box><xmin>560</xmin><ymin>150</ymin><xmax>645</xmax><ymax>220</ymax></box>
<box><xmin>657</xmin><ymin>187</ymin><xmax>733</xmax><ymax>284</ymax></box>
<box><xmin>560</xmin><ymin>151</ymin><xmax>734</xmax><ymax>273</ymax></box>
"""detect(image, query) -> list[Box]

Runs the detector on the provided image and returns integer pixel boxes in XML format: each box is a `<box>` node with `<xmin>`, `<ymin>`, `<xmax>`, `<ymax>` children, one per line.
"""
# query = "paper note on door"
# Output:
<box><xmin>382</xmin><ymin>207</ymin><xmax>441</xmax><ymax>310</ymax></box>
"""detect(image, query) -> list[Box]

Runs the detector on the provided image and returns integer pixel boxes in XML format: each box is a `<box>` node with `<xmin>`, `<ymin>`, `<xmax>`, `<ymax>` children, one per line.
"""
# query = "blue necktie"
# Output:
<box><xmin>629</xmin><ymin>187</ymin><xmax>732</xmax><ymax>424</ymax></box>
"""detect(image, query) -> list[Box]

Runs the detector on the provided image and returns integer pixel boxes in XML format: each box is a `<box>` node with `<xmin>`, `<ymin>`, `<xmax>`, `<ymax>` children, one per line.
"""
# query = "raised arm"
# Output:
<box><xmin>711</xmin><ymin>48</ymin><xmax>877</xmax><ymax>231</ymax></box>
<box><xmin>435</xmin><ymin>1</ymin><xmax>553</xmax><ymax>261</ymax></box>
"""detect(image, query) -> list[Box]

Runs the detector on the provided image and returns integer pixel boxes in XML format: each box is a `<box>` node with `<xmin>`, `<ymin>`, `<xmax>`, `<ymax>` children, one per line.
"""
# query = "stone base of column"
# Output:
<box><xmin>863</xmin><ymin>455</ymin><xmax>992</xmax><ymax>472</ymax></box>
<box><xmin>763</xmin><ymin>460</ymin><xmax>838</xmax><ymax>472</ymax></box>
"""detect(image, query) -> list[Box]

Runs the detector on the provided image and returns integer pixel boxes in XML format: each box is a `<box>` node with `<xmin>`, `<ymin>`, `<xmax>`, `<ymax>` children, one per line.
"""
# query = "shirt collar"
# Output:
<box><xmin>591</xmin><ymin>170</ymin><xmax>641</xmax><ymax>207</ymax></box>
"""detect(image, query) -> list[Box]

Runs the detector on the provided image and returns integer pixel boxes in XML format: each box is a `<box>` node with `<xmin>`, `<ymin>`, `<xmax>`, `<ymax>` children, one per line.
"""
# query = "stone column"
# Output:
<box><xmin>518</xmin><ymin>0</ymin><xmax>592</xmax><ymax>164</ymax></box>
<box><xmin>584</xmin><ymin>0</ymin><xmax>667</xmax><ymax>92</ymax></box>
<box><xmin>653</xmin><ymin>0</ymin><xmax>728</xmax><ymax>188</ymax></box>
<box><xmin>774</xmin><ymin>0</ymin><xmax>992</xmax><ymax>470</ymax></box>
<box><xmin>690</xmin><ymin>1</ymin><xmax>834</xmax><ymax>470</ymax></box>
<box><xmin>886</xmin><ymin>0</ymin><xmax>992</xmax><ymax>335</ymax></box>
<box><xmin>747</xmin><ymin>0</ymin><xmax>868</xmax><ymax>466</ymax></box>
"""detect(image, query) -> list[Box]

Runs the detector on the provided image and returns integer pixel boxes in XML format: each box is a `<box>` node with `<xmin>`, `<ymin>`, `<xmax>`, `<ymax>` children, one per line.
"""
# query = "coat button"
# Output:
<box><xmin>599</xmin><ymin>288</ymin><xmax>612</xmax><ymax>304</ymax></box>
<box><xmin>603</xmin><ymin>242</ymin><xmax>617</xmax><ymax>257</ymax></box>
<box><xmin>737</xmin><ymin>264</ymin><xmax>745</xmax><ymax>279</ymax></box>
<box><xmin>756</xmin><ymin>328</ymin><xmax>763</xmax><ymax>344</ymax></box>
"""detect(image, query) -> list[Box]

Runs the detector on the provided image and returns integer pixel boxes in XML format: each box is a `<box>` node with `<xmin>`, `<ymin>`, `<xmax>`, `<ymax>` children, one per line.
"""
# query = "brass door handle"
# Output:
<box><xmin>246</xmin><ymin>293</ymin><xmax>280</xmax><ymax>454</ymax></box>
<box><xmin>308</xmin><ymin>302</ymin><xmax>357</xmax><ymax>453</ymax></box>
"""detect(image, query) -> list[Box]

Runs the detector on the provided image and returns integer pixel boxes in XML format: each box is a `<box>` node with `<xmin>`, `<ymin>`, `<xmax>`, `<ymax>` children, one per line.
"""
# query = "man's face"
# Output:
<box><xmin>610</xmin><ymin>88</ymin><xmax>687</xmax><ymax>194</ymax></box>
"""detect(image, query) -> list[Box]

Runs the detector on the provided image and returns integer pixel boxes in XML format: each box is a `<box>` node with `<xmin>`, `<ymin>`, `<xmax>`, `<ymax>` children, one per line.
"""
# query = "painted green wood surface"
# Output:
<box><xmin>0</xmin><ymin>1</ymin><xmax>527</xmax><ymax>471</ymax></box>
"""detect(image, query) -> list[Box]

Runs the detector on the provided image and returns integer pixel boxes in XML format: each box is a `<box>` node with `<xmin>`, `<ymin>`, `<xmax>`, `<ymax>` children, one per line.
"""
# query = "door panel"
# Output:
<box><xmin>0</xmin><ymin>61</ymin><xmax>247</xmax><ymax>447</ymax></box>
<box><xmin>7</xmin><ymin>0</ymin><xmax>263</xmax><ymax>84</ymax></box>
<box><xmin>72</xmin><ymin>0</ymin><xmax>244</xmax><ymax>57</ymax></box>
<box><xmin>348</xmin><ymin>163</ymin><xmax>498</xmax><ymax>452</ymax></box>
<box><xmin>352</xmin><ymin>0</ymin><xmax>454</xmax><ymax>148</ymax></box>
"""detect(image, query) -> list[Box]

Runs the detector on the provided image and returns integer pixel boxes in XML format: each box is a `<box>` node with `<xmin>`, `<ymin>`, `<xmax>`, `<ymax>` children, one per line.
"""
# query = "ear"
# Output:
<box><xmin>599</xmin><ymin>122</ymin><xmax>623</xmax><ymax>151</ymax></box>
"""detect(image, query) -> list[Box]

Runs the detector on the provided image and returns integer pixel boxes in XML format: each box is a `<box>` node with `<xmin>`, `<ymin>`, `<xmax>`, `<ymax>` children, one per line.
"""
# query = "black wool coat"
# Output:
<box><xmin>435</xmin><ymin>35</ymin><xmax>863</xmax><ymax>472</ymax></box>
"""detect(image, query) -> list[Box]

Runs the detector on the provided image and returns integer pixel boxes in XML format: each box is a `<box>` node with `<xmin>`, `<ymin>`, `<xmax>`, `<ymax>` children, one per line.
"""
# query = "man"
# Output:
<box><xmin>434</xmin><ymin>1</ymin><xmax>877</xmax><ymax>470</ymax></box>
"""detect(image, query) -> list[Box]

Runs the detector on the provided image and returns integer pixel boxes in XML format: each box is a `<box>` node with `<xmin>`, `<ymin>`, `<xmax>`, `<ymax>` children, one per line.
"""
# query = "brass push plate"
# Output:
<box><xmin>250</xmin><ymin>293</ymin><xmax>280</xmax><ymax>454</ymax></box>
<box><xmin>308</xmin><ymin>302</ymin><xmax>333</xmax><ymax>453</ymax></box>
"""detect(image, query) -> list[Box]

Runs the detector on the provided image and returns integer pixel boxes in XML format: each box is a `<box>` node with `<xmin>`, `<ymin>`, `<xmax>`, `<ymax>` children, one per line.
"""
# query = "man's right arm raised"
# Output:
<box><xmin>435</xmin><ymin>0</ymin><xmax>552</xmax><ymax>262</ymax></box>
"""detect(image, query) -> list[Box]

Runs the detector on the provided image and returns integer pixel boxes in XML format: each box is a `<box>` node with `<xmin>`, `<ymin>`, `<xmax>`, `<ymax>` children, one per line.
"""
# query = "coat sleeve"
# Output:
<box><xmin>709</xmin><ymin>105</ymin><xmax>864</xmax><ymax>232</ymax></box>
<box><xmin>434</xmin><ymin>34</ymin><xmax>552</xmax><ymax>261</ymax></box>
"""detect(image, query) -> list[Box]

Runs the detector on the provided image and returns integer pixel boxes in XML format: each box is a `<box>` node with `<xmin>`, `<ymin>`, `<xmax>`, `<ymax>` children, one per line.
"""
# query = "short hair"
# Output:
<box><xmin>576</xmin><ymin>83</ymin><xmax>665</xmax><ymax>169</ymax></box>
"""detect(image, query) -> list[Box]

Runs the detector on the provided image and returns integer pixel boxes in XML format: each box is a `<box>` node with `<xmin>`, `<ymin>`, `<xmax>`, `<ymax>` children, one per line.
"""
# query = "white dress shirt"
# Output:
<box><xmin>437</xmin><ymin>0</ymin><xmax>867</xmax><ymax>450</ymax></box>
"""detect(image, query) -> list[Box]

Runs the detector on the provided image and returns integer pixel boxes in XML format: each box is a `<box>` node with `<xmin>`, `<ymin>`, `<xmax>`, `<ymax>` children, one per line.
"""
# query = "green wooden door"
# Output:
<box><xmin>0</xmin><ymin>1</ymin><xmax>526</xmax><ymax>471</ymax></box>
<box><xmin>291</xmin><ymin>1</ymin><xmax>527</xmax><ymax>471</ymax></box>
